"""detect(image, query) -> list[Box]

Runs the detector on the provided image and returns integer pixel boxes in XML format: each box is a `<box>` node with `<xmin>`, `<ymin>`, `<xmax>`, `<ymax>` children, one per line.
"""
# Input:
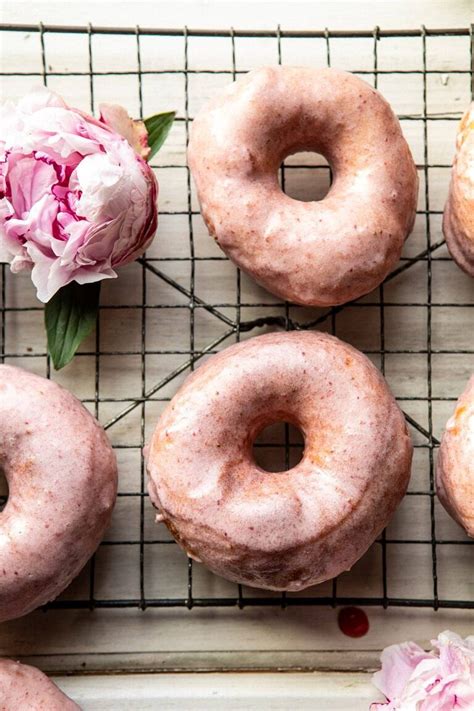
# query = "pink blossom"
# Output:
<box><xmin>0</xmin><ymin>87</ymin><xmax>157</xmax><ymax>302</ymax></box>
<box><xmin>371</xmin><ymin>631</ymin><xmax>474</xmax><ymax>710</ymax></box>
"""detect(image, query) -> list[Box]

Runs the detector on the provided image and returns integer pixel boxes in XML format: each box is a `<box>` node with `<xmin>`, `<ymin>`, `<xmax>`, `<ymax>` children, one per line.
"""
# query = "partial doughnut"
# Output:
<box><xmin>188</xmin><ymin>66</ymin><xmax>418</xmax><ymax>306</ymax></box>
<box><xmin>0</xmin><ymin>365</ymin><xmax>117</xmax><ymax>622</ymax></box>
<box><xmin>443</xmin><ymin>103</ymin><xmax>474</xmax><ymax>276</ymax></box>
<box><xmin>0</xmin><ymin>659</ymin><xmax>80</xmax><ymax>710</ymax></box>
<box><xmin>147</xmin><ymin>331</ymin><xmax>412</xmax><ymax>591</ymax></box>
<box><xmin>436</xmin><ymin>376</ymin><xmax>474</xmax><ymax>537</ymax></box>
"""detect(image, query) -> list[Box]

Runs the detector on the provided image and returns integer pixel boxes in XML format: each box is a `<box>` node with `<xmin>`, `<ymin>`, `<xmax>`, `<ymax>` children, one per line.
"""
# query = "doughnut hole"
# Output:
<box><xmin>281</xmin><ymin>151</ymin><xmax>332</xmax><ymax>202</ymax></box>
<box><xmin>0</xmin><ymin>467</ymin><xmax>8</xmax><ymax>513</ymax></box>
<box><xmin>253</xmin><ymin>420</ymin><xmax>304</xmax><ymax>473</ymax></box>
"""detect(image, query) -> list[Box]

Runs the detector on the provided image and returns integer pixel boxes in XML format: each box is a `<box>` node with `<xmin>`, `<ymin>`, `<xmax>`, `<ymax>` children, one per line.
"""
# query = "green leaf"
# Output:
<box><xmin>45</xmin><ymin>281</ymin><xmax>101</xmax><ymax>370</ymax></box>
<box><xmin>144</xmin><ymin>110</ymin><xmax>176</xmax><ymax>160</ymax></box>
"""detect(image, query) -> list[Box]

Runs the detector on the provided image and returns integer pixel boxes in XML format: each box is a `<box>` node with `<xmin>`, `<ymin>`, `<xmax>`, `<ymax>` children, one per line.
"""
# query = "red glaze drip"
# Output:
<box><xmin>338</xmin><ymin>606</ymin><xmax>369</xmax><ymax>638</ymax></box>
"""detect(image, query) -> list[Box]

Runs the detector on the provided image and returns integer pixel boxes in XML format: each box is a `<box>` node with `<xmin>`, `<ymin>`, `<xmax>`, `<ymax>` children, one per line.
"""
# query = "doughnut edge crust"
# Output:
<box><xmin>0</xmin><ymin>659</ymin><xmax>80</xmax><ymax>710</ymax></box>
<box><xmin>188</xmin><ymin>66</ymin><xmax>418</xmax><ymax>306</ymax></box>
<box><xmin>443</xmin><ymin>103</ymin><xmax>474</xmax><ymax>277</ymax></box>
<box><xmin>436</xmin><ymin>376</ymin><xmax>474</xmax><ymax>537</ymax></box>
<box><xmin>0</xmin><ymin>366</ymin><xmax>117</xmax><ymax>623</ymax></box>
<box><xmin>147</xmin><ymin>331</ymin><xmax>413</xmax><ymax>591</ymax></box>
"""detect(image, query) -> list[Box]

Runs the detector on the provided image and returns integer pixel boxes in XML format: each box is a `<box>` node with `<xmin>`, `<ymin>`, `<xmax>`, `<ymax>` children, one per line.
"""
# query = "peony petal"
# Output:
<box><xmin>24</xmin><ymin>108</ymin><xmax>102</xmax><ymax>163</ymax></box>
<box><xmin>1</xmin><ymin>220</ymin><xmax>27</xmax><ymax>260</ymax></box>
<box><xmin>423</xmin><ymin>678</ymin><xmax>474</xmax><ymax>710</ymax></box>
<box><xmin>0</xmin><ymin>195</ymin><xmax>14</xmax><ymax>225</ymax></box>
<box><xmin>72</xmin><ymin>152</ymin><xmax>126</xmax><ymax>222</ymax></box>
<box><xmin>78</xmin><ymin>217</ymin><xmax>121</xmax><ymax>264</ymax></box>
<box><xmin>61</xmin><ymin>217</ymin><xmax>92</xmax><ymax>257</ymax></box>
<box><xmin>435</xmin><ymin>631</ymin><xmax>474</xmax><ymax>678</ymax></box>
<box><xmin>99</xmin><ymin>103</ymin><xmax>150</xmax><ymax>160</ymax></box>
<box><xmin>10</xmin><ymin>253</ymin><xmax>33</xmax><ymax>272</ymax></box>
<box><xmin>6</xmin><ymin>153</ymin><xmax>57</xmax><ymax>216</ymax></box>
<box><xmin>2</xmin><ymin>88</ymin><xmax>159</xmax><ymax>301</ymax></box>
<box><xmin>17</xmin><ymin>86</ymin><xmax>67</xmax><ymax>114</ymax></box>
<box><xmin>372</xmin><ymin>641</ymin><xmax>434</xmax><ymax>700</ymax></box>
<box><xmin>8</xmin><ymin>193</ymin><xmax>59</xmax><ymax>253</ymax></box>
<box><xmin>73</xmin><ymin>266</ymin><xmax>116</xmax><ymax>286</ymax></box>
<box><xmin>372</xmin><ymin>632</ymin><xmax>474</xmax><ymax>711</ymax></box>
<box><xmin>28</xmin><ymin>242</ymin><xmax>60</xmax><ymax>302</ymax></box>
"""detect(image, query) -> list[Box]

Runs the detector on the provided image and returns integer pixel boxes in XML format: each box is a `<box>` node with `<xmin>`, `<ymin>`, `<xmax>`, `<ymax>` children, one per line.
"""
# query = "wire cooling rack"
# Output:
<box><xmin>0</xmin><ymin>23</ymin><xmax>473</xmax><ymax>619</ymax></box>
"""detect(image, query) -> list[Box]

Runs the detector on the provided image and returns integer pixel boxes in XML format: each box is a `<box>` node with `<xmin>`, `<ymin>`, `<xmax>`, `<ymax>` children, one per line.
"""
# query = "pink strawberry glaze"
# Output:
<box><xmin>188</xmin><ymin>66</ymin><xmax>418</xmax><ymax>306</ymax></box>
<box><xmin>436</xmin><ymin>376</ymin><xmax>474</xmax><ymax>537</ymax></box>
<box><xmin>147</xmin><ymin>331</ymin><xmax>413</xmax><ymax>591</ymax></box>
<box><xmin>443</xmin><ymin>103</ymin><xmax>474</xmax><ymax>276</ymax></box>
<box><xmin>0</xmin><ymin>659</ymin><xmax>80</xmax><ymax>710</ymax></box>
<box><xmin>0</xmin><ymin>365</ymin><xmax>117</xmax><ymax>622</ymax></box>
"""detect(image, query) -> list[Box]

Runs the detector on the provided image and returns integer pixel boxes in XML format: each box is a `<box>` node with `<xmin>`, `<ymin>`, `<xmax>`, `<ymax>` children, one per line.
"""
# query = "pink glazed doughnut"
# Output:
<box><xmin>188</xmin><ymin>66</ymin><xmax>418</xmax><ymax>306</ymax></box>
<box><xmin>443</xmin><ymin>103</ymin><xmax>474</xmax><ymax>276</ymax></box>
<box><xmin>0</xmin><ymin>365</ymin><xmax>117</xmax><ymax>623</ymax></box>
<box><xmin>147</xmin><ymin>331</ymin><xmax>412</xmax><ymax>591</ymax></box>
<box><xmin>0</xmin><ymin>659</ymin><xmax>79</xmax><ymax>710</ymax></box>
<box><xmin>436</xmin><ymin>376</ymin><xmax>474</xmax><ymax>537</ymax></box>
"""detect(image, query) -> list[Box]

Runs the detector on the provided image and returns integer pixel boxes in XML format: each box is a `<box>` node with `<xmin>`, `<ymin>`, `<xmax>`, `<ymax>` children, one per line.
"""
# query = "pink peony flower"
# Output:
<box><xmin>0</xmin><ymin>87</ymin><xmax>157</xmax><ymax>302</ymax></box>
<box><xmin>371</xmin><ymin>631</ymin><xmax>474</xmax><ymax>710</ymax></box>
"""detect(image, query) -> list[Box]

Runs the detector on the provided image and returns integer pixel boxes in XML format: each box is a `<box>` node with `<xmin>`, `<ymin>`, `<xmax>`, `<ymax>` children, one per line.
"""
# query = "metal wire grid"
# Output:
<box><xmin>0</xmin><ymin>23</ymin><xmax>473</xmax><ymax>614</ymax></box>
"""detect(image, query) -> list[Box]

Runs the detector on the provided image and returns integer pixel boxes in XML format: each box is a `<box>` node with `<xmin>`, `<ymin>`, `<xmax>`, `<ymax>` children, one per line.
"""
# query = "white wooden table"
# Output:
<box><xmin>0</xmin><ymin>1</ymin><xmax>473</xmax><ymax>707</ymax></box>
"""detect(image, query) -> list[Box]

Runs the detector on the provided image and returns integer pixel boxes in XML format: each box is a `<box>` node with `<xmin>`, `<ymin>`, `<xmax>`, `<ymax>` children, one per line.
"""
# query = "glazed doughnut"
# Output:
<box><xmin>188</xmin><ymin>66</ymin><xmax>418</xmax><ymax>306</ymax></box>
<box><xmin>0</xmin><ymin>659</ymin><xmax>79</xmax><ymax>710</ymax></box>
<box><xmin>0</xmin><ymin>365</ymin><xmax>117</xmax><ymax>623</ymax></box>
<box><xmin>443</xmin><ymin>103</ymin><xmax>474</xmax><ymax>276</ymax></box>
<box><xmin>436</xmin><ymin>376</ymin><xmax>474</xmax><ymax>537</ymax></box>
<box><xmin>147</xmin><ymin>331</ymin><xmax>412</xmax><ymax>591</ymax></box>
